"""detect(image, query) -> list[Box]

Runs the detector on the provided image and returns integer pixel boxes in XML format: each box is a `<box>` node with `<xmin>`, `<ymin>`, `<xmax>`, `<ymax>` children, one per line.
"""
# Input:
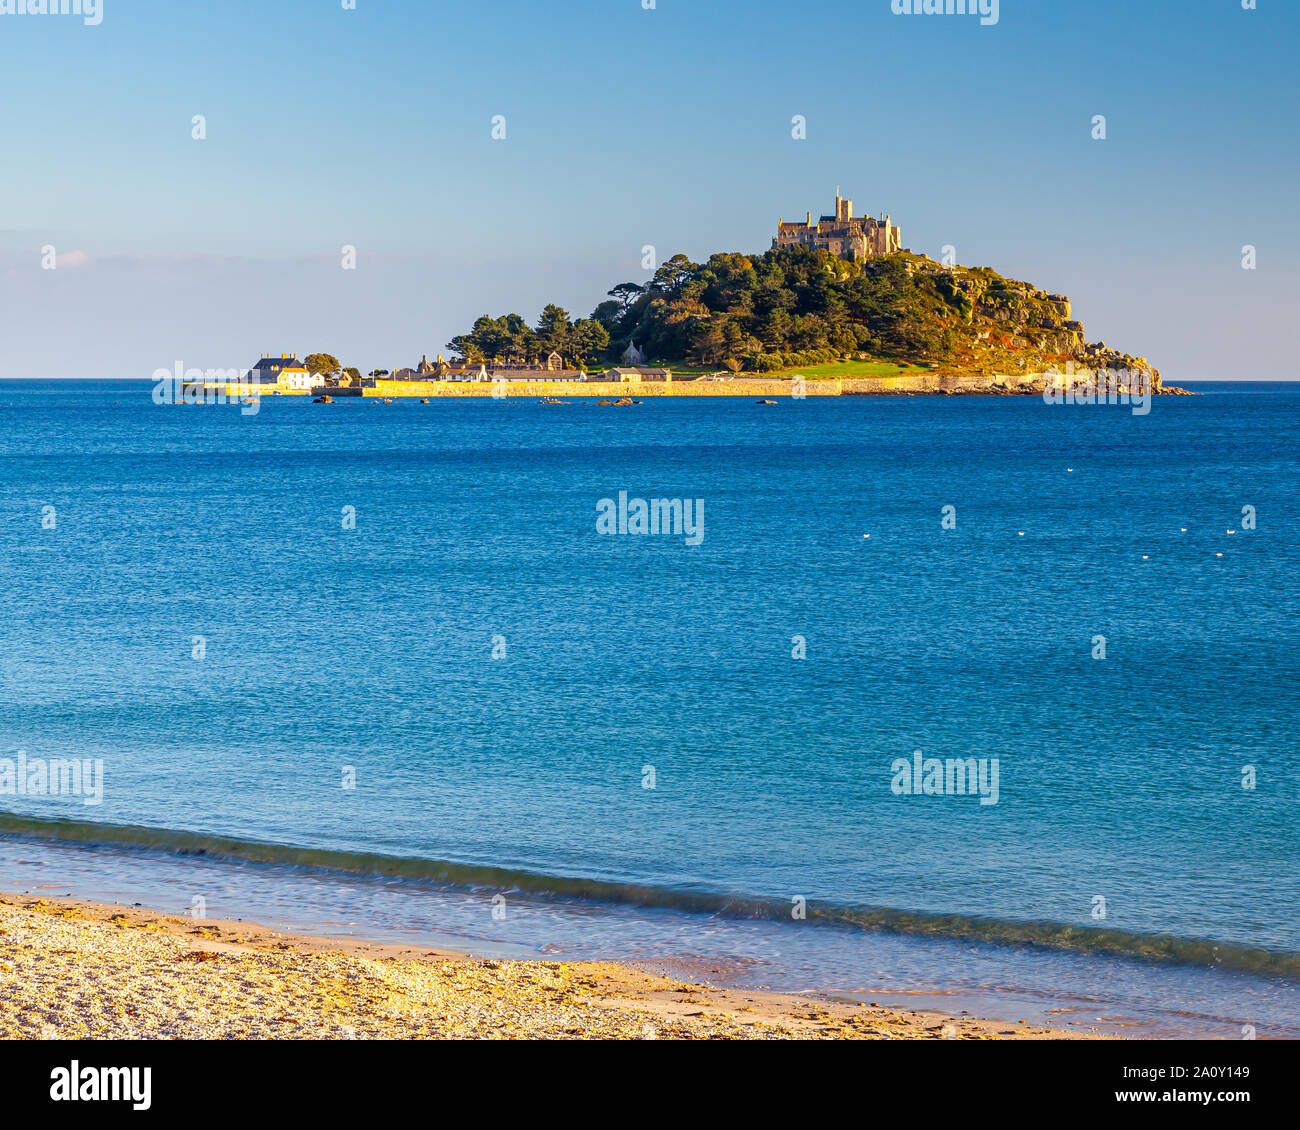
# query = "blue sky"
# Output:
<box><xmin>0</xmin><ymin>0</ymin><xmax>1296</xmax><ymax>379</ymax></box>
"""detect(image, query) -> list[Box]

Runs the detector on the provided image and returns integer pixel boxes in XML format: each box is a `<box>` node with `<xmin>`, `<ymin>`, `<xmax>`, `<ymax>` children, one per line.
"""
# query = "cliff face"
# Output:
<box><xmin>914</xmin><ymin>256</ymin><xmax>1167</xmax><ymax>390</ymax></box>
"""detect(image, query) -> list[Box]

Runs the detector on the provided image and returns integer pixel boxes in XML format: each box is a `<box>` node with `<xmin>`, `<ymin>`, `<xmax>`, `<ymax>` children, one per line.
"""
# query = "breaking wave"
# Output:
<box><xmin>4</xmin><ymin>809</ymin><xmax>1297</xmax><ymax>980</ymax></box>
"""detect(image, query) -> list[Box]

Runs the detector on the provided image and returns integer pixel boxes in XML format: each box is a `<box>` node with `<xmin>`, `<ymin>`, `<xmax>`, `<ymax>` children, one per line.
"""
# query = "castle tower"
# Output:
<box><xmin>775</xmin><ymin>192</ymin><xmax>900</xmax><ymax>262</ymax></box>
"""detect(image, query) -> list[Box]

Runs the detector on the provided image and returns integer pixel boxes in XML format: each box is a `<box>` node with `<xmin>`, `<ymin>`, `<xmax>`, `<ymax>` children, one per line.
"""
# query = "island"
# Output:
<box><xmin>204</xmin><ymin>191</ymin><xmax>1184</xmax><ymax>401</ymax></box>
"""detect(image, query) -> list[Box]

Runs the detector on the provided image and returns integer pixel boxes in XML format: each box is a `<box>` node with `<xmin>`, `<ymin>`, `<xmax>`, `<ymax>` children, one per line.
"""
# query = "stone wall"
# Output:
<box><xmin>226</xmin><ymin>371</ymin><xmax>1174</xmax><ymax>401</ymax></box>
<box><xmin>366</xmin><ymin>379</ymin><xmax>842</xmax><ymax>398</ymax></box>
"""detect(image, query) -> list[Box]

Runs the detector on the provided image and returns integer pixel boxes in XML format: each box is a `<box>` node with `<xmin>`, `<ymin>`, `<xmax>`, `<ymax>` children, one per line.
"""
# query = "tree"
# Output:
<box><xmin>443</xmin><ymin>242</ymin><xmax>1060</xmax><ymax>372</ymax></box>
<box><xmin>534</xmin><ymin>304</ymin><xmax>572</xmax><ymax>357</ymax></box>
<box><xmin>591</xmin><ymin>300</ymin><xmax>623</xmax><ymax>334</ymax></box>
<box><xmin>446</xmin><ymin>334</ymin><xmax>482</xmax><ymax>362</ymax></box>
<box><xmin>470</xmin><ymin>315</ymin><xmax>508</xmax><ymax>360</ymax></box>
<box><xmin>760</xmin><ymin>308</ymin><xmax>793</xmax><ymax>349</ymax></box>
<box><xmin>448</xmin><ymin>314</ymin><xmax>529</xmax><ymax>363</ymax></box>
<box><xmin>690</xmin><ymin>320</ymin><xmax>728</xmax><ymax>366</ymax></box>
<box><xmin>608</xmin><ymin>282</ymin><xmax>644</xmax><ymax>312</ymax></box>
<box><xmin>305</xmin><ymin>353</ymin><xmax>341</xmax><ymax>379</ymax></box>
<box><xmin>649</xmin><ymin>254</ymin><xmax>697</xmax><ymax>294</ymax></box>
<box><xmin>498</xmin><ymin>314</ymin><xmax>535</xmax><ymax>360</ymax></box>
<box><xmin>569</xmin><ymin>318</ymin><xmax>610</xmax><ymax>367</ymax></box>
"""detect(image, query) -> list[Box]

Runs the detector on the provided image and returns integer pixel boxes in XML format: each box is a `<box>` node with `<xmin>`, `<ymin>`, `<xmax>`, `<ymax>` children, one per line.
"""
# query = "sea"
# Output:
<box><xmin>0</xmin><ymin>378</ymin><xmax>1296</xmax><ymax>1038</ymax></box>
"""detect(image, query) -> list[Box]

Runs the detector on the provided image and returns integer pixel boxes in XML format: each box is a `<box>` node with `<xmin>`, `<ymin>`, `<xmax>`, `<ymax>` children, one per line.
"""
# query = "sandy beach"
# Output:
<box><xmin>0</xmin><ymin>892</ymin><xmax>1088</xmax><ymax>1040</ymax></box>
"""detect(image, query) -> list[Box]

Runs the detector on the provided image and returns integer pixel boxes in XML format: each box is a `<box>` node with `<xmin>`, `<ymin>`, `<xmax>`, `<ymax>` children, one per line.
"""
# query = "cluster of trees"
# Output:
<box><xmin>448</xmin><ymin>246</ymin><xmax>966</xmax><ymax>372</ymax></box>
<box><xmin>447</xmin><ymin>305</ymin><xmax>610</xmax><ymax>368</ymax></box>
<box><xmin>594</xmin><ymin>248</ymin><xmax>965</xmax><ymax>369</ymax></box>
<box><xmin>307</xmin><ymin>246</ymin><xmax>973</xmax><ymax>383</ymax></box>
<box><xmin>303</xmin><ymin>353</ymin><xmax>361</xmax><ymax>383</ymax></box>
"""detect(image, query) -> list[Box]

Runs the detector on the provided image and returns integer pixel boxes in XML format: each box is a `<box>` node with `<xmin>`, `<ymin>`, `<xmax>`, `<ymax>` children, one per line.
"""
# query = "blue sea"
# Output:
<box><xmin>1</xmin><ymin>379</ymin><xmax>1297</xmax><ymax>1038</ymax></box>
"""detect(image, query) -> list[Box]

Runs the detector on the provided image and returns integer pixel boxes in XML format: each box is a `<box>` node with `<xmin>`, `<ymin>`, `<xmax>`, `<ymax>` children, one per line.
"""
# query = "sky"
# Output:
<box><xmin>0</xmin><ymin>0</ymin><xmax>1296</xmax><ymax>380</ymax></box>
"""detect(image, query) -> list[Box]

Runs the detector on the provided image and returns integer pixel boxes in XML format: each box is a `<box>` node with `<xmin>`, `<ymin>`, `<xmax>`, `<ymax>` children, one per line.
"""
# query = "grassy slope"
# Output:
<box><xmin>663</xmin><ymin>360</ymin><xmax>922</xmax><ymax>379</ymax></box>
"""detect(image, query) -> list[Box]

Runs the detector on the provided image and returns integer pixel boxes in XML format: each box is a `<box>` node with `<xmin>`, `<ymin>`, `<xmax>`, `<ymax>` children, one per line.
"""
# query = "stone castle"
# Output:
<box><xmin>774</xmin><ymin>193</ymin><xmax>901</xmax><ymax>261</ymax></box>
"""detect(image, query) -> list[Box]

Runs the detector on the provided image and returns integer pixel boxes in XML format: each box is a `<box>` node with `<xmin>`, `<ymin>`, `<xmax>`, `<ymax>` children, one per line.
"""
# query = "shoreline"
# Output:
<box><xmin>0</xmin><ymin>890</ymin><xmax>1090</xmax><ymax>1040</ymax></box>
<box><xmin>3</xmin><ymin>815</ymin><xmax>1290</xmax><ymax>1038</ymax></box>
<box><xmin>202</xmin><ymin>372</ymin><xmax>1191</xmax><ymax>400</ymax></box>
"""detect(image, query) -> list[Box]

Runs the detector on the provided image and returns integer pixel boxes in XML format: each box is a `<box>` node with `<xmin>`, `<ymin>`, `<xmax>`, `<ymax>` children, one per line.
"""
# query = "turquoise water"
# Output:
<box><xmin>1</xmin><ymin>380</ymin><xmax>1297</xmax><ymax>1036</ymax></box>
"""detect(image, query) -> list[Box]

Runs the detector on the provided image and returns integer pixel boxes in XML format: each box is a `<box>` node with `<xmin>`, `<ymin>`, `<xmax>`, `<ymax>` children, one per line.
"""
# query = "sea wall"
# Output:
<box><xmin>364</xmin><ymin>379</ymin><xmax>841</xmax><ymax>398</ymax></box>
<box><xmin>364</xmin><ymin>373</ymin><xmax>1122</xmax><ymax>398</ymax></box>
<box><xmin>211</xmin><ymin>371</ymin><xmax>1173</xmax><ymax>401</ymax></box>
<box><xmin>840</xmin><ymin>373</ymin><xmax>1041</xmax><ymax>394</ymax></box>
<box><xmin>206</xmin><ymin>383</ymin><xmax>310</xmax><ymax>397</ymax></box>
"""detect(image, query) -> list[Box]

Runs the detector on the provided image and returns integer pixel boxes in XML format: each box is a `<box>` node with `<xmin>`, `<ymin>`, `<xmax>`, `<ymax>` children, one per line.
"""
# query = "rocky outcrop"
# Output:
<box><xmin>910</xmin><ymin>256</ymin><xmax>1174</xmax><ymax>391</ymax></box>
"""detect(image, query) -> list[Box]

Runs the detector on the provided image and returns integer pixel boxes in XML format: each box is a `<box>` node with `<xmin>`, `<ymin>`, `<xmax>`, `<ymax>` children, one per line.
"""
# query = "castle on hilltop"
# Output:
<box><xmin>774</xmin><ymin>193</ymin><xmax>901</xmax><ymax>262</ymax></box>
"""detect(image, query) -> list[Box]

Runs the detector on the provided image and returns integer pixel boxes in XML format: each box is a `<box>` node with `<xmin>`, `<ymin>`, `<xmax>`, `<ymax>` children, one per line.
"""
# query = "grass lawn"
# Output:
<box><xmin>662</xmin><ymin>363</ymin><xmax>719</xmax><ymax>376</ymax></box>
<box><xmin>768</xmin><ymin>360</ymin><xmax>927</xmax><ymax>380</ymax></box>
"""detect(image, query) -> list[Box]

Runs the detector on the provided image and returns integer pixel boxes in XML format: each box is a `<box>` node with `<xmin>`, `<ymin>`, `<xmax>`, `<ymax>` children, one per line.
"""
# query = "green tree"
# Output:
<box><xmin>690</xmin><ymin>319</ymin><xmax>728</xmax><ymax>366</ymax></box>
<box><xmin>498</xmin><ymin>314</ymin><xmax>533</xmax><ymax>357</ymax></box>
<box><xmin>590</xmin><ymin>299</ymin><xmax>623</xmax><ymax>334</ymax></box>
<box><xmin>534</xmin><ymin>304</ymin><xmax>572</xmax><ymax>357</ymax></box>
<box><xmin>447</xmin><ymin>330</ymin><xmax>485</xmax><ymax>361</ymax></box>
<box><xmin>760</xmin><ymin>308</ymin><xmax>793</xmax><ymax>349</ymax></box>
<box><xmin>304</xmin><ymin>353</ymin><xmax>341</xmax><ymax>379</ymax></box>
<box><xmin>650</xmin><ymin>254</ymin><xmax>697</xmax><ymax>293</ymax></box>
<box><xmin>569</xmin><ymin>318</ymin><xmax>610</xmax><ymax>367</ymax></box>
<box><xmin>471</xmin><ymin>315</ymin><xmax>509</xmax><ymax>360</ymax></box>
<box><xmin>444</xmin><ymin>241</ymin><xmax>1073</xmax><ymax>371</ymax></box>
<box><xmin>608</xmin><ymin>282</ymin><xmax>644</xmax><ymax>311</ymax></box>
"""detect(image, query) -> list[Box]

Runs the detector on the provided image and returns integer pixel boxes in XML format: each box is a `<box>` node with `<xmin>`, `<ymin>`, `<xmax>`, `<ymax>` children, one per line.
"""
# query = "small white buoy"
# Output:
<box><xmin>1227</xmin><ymin>530</ymin><xmax>1236</xmax><ymax>535</ymax></box>
<box><xmin>1067</xmin><ymin>468</ymin><xmax>1074</xmax><ymax>472</ymax></box>
<box><xmin>1142</xmin><ymin>555</ymin><xmax>1149</xmax><ymax>560</ymax></box>
<box><xmin>1216</xmin><ymin>552</ymin><xmax>1223</xmax><ymax>557</ymax></box>
<box><xmin>1180</xmin><ymin>528</ymin><xmax>1187</xmax><ymax>532</ymax></box>
<box><xmin>863</xmin><ymin>534</ymin><xmax>870</xmax><ymax>539</ymax></box>
<box><xmin>1018</xmin><ymin>531</ymin><xmax>1025</xmax><ymax>536</ymax></box>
